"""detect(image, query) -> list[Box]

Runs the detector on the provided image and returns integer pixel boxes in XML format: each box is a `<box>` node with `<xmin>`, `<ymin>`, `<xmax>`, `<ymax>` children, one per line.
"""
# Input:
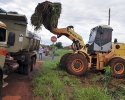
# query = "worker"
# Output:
<box><xmin>51</xmin><ymin>48</ymin><xmax>55</xmax><ymax>59</ymax></box>
<box><xmin>38</xmin><ymin>45</ymin><xmax>43</xmax><ymax>60</ymax></box>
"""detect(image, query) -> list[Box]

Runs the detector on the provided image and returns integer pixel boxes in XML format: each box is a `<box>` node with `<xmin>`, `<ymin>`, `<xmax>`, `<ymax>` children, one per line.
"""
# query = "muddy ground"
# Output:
<box><xmin>2</xmin><ymin>53</ymin><xmax>53</xmax><ymax>100</ymax></box>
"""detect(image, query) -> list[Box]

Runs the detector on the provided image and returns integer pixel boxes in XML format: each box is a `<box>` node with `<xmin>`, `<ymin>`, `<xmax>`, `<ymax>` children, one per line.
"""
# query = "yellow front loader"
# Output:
<box><xmin>51</xmin><ymin>25</ymin><xmax>125</xmax><ymax>78</ymax></box>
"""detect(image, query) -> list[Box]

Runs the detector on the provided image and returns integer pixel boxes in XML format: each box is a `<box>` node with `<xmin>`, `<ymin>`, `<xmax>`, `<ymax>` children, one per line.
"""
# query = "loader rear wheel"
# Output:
<box><xmin>23</xmin><ymin>58</ymin><xmax>31</xmax><ymax>75</ymax></box>
<box><xmin>66</xmin><ymin>54</ymin><xmax>88</xmax><ymax>76</ymax></box>
<box><xmin>60</xmin><ymin>53</ymin><xmax>72</xmax><ymax>66</ymax></box>
<box><xmin>109</xmin><ymin>58</ymin><xmax>125</xmax><ymax>78</ymax></box>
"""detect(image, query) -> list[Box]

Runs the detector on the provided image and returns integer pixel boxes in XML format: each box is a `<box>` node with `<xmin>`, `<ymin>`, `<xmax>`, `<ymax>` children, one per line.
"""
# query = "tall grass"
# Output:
<box><xmin>49</xmin><ymin>49</ymin><xmax>72</xmax><ymax>56</ymax></box>
<box><xmin>31</xmin><ymin>59</ymin><xmax>111</xmax><ymax>100</ymax></box>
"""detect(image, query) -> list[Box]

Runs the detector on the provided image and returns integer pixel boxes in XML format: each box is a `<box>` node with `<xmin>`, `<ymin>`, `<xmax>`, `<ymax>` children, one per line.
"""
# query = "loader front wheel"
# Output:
<box><xmin>109</xmin><ymin>58</ymin><xmax>125</xmax><ymax>78</ymax></box>
<box><xmin>60</xmin><ymin>53</ymin><xmax>72</xmax><ymax>66</ymax></box>
<box><xmin>66</xmin><ymin>54</ymin><xmax>88</xmax><ymax>76</ymax></box>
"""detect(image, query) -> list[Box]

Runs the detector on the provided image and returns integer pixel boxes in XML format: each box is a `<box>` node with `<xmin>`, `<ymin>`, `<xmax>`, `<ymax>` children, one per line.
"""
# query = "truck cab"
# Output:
<box><xmin>0</xmin><ymin>21</ymin><xmax>7</xmax><ymax>70</ymax></box>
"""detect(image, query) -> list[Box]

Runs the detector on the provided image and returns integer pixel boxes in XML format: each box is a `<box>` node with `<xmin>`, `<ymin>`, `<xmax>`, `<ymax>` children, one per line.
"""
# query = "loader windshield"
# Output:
<box><xmin>88</xmin><ymin>28</ymin><xmax>96</xmax><ymax>43</ymax></box>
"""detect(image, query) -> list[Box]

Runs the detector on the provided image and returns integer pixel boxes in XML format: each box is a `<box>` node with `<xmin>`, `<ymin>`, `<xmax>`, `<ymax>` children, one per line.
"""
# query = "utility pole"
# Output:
<box><xmin>108</xmin><ymin>8</ymin><xmax>110</xmax><ymax>25</ymax></box>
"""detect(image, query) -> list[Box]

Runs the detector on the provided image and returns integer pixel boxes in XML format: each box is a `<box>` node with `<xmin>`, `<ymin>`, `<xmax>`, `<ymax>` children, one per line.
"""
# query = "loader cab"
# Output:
<box><xmin>87</xmin><ymin>25</ymin><xmax>113</xmax><ymax>54</ymax></box>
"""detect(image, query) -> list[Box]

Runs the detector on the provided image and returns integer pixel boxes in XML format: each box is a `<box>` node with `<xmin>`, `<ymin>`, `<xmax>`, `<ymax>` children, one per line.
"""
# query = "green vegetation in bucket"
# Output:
<box><xmin>31</xmin><ymin>1</ymin><xmax>61</xmax><ymax>31</ymax></box>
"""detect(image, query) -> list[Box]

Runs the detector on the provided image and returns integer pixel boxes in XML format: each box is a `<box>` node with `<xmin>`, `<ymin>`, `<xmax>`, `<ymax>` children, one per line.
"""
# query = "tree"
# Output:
<box><xmin>55</xmin><ymin>42</ymin><xmax>63</xmax><ymax>49</ymax></box>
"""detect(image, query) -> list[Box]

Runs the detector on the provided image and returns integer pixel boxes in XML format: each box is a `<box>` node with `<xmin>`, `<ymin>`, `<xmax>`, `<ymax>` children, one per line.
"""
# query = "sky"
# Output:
<box><xmin>1</xmin><ymin>0</ymin><xmax>125</xmax><ymax>46</ymax></box>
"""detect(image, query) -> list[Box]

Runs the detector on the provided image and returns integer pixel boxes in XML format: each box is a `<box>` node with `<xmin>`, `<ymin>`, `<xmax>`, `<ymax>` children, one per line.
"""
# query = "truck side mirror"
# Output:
<box><xmin>7</xmin><ymin>32</ymin><xmax>15</xmax><ymax>46</ymax></box>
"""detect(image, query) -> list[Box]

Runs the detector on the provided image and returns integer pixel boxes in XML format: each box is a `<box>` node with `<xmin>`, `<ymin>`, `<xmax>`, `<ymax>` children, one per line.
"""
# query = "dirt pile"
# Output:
<box><xmin>31</xmin><ymin>1</ymin><xmax>61</xmax><ymax>31</ymax></box>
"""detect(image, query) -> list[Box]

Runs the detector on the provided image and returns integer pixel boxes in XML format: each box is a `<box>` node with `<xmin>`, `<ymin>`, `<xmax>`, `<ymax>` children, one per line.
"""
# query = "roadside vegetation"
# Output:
<box><xmin>49</xmin><ymin>49</ymin><xmax>72</xmax><ymax>56</ymax></box>
<box><xmin>32</xmin><ymin>49</ymin><xmax>125</xmax><ymax>100</ymax></box>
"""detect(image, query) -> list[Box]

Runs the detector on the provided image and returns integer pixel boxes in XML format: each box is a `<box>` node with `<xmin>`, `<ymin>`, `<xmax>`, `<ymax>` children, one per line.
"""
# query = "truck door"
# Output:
<box><xmin>100</xmin><ymin>28</ymin><xmax>112</xmax><ymax>52</ymax></box>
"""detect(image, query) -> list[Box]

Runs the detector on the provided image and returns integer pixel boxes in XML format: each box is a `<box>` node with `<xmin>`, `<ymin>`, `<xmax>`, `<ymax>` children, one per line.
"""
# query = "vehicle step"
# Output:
<box><xmin>3</xmin><ymin>74</ymin><xmax>8</xmax><ymax>79</ymax></box>
<box><xmin>2</xmin><ymin>81</ymin><xmax>8</xmax><ymax>88</ymax></box>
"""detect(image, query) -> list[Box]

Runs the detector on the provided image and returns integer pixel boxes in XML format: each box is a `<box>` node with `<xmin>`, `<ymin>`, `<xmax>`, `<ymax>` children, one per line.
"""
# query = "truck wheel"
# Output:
<box><xmin>18</xmin><ymin>64</ymin><xmax>24</xmax><ymax>74</ymax></box>
<box><xmin>66</xmin><ymin>54</ymin><xmax>88</xmax><ymax>76</ymax></box>
<box><xmin>60</xmin><ymin>53</ymin><xmax>72</xmax><ymax>65</ymax></box>
<box><xmin>109</xmin><ymin>57</ymin><xmax>125</xmax><ymax>78</ymax></box>
<box><xmin>31</xmin><ymin>57</ymin><xmax>36</xmax><ymax>71</ymax></box>
<box><xmin>23</xmin><ymin>59</ymin><xmax>31</xmax><ymax>75</ymax></box>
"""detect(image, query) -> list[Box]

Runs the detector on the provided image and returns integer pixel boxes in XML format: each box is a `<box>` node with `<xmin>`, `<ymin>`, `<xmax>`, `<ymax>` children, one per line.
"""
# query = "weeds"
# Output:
<box><xmin>33</xmin><ymin>51</ymin><xmax>125</xmax><ymax>100</ymax></box>
<box><xmin>101</xmin><ymin>66</ymin><xmax>125</xmax><ymax>100</ymax></box>
<box><xmin>49</xmin><ymin>49</ymin><xmax>72</xmax><ymax>57</ymax></box>
<box><xmin>32</xmin><ymin>59</ymin><xmax>111</xmax><ymax>100</ymax></box>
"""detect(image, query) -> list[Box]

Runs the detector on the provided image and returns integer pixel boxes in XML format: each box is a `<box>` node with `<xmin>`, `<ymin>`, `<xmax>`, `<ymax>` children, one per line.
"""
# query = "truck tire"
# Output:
<box><xmin>23</xmin><ymin>58</ymin><xmax>31</xmax><ymax>75</ymax></box>
<box><xmin>109</xmin><ymin>57</ymin><xmax>125</xmax><ymax>78</ymax></box>
<box><xmin>66</xmin><ymin>54</ymin><xmax>88</xmax><ymax>76</ymax></box>
<box><xmin>60</xmin><ymin>53</ymin><xmax>72</xmax><ymax>66</ymax></box>
<box><xmin>31</xmin><ymin>57</ymin><xmax>36</xmax><ymax>71</ymax></box>
<box><xmin>18</xmin><ymin>64</ymin><xmax>24</xmax><ymax>74</ymax></box>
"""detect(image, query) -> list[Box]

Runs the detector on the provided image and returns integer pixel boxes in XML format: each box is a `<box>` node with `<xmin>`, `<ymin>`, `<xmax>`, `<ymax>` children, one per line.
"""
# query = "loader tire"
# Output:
<box><xmin>31</xmin><ymin>57</ymin><xmax>36</xmax><ymax>71</ymax></box>
<box><xmin>60</xmin><ymin>53</ymin><xmax>72</xmax><ymax>65</ymax></box>
<box><xmin>109</xmin><ymin>57</ymin><xmax>125</xmax><ymax>78</ymax></box>
<box><xmin>66</xmin><ymin>54</ymin><xmax>88</xmax><ymax>76</ymax></box>
<box><xmin>23</xmin><ymin>58</ymin><xmax>31</xmax><ymax>75</ymax></box>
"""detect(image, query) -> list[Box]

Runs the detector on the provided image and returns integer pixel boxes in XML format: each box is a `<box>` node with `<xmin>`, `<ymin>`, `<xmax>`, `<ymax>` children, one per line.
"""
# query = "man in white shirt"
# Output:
<box><xmin>38</xmin><ymin>46</ymin><xmax>43</xmax><ymax>60</ymax></box>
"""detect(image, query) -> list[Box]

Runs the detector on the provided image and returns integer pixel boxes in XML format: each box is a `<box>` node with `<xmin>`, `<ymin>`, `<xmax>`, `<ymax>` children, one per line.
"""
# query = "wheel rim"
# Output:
<box><xmin>114</xmin><ymin>63</ymin><xmax>124</xmax><ymax>74</ymax></box>
<box><xmin>71</xmin><ymin>59</ymin><xmax>84</xmax><ymax>72</ymax></box>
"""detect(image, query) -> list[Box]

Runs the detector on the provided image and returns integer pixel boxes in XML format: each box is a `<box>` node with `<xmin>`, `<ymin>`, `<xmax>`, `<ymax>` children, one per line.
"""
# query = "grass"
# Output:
<box><xmin>32</xmin><ymin>49</ymin><xmax>125</xmax><ymax>100</ymax></box>
<box><xmin>32</xmin><ymin>60</ymin><xmax>110</xmax><ymax>100</ymax></box>
<box><xmin>31</xmin><ymin>59</ymin><xmax>111</xmax><ymax>100</ymax></box>
<box><xmin>49</xmin><ymin>49</ymin><xmax>72</xmax><ymax>56</ymax></box>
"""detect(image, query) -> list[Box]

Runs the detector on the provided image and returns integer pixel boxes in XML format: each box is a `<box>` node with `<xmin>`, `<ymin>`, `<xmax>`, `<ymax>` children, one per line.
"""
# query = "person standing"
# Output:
<box><xmin>51</xmin><ymin>48</ymin><xmax>55</xmax><ymax>59</ymax></box>
<box><xmin>38</xmin><ymin>45</ymin><xmax>43</xmax><ymax>60</ymax></box>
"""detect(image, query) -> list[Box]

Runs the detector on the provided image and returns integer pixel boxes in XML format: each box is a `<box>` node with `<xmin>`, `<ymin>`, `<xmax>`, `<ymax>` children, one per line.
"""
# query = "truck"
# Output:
<box><xmin>0</xmin><ymin>13</ymin><xmax>41</xmax><ymax>99</ymax></box>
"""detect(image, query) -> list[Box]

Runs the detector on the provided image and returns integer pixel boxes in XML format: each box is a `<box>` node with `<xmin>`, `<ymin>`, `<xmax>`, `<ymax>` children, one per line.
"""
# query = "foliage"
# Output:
<box><xmin>101</xmin><ymin>66</ymin><xmax>112</xmax><ymax>92</ymax></box>
<box><xmin>32</xmin><ymin>55</ymin><xmax>125</xmax><ymax>100</ymax></box>
<box><xmin>31</xmin><ymin>1</ymin><xmax>61</xmax><ymax>30</ymax></box>
<box><xmin>49</xmin><ymin>49</ymin><xmax>72</xmax><ymax>56</ymax></box>
<box><xmin>32</xmin><ymin>59</ymin><xmax>111</xmax><ymax>100</ymax></box>
<box><xmin>55</xmin><ymin>42</ymin><xmax>63</xmax><ymax>49</ymax></box>
<box><xmin>101</xmin><ymin>66</ymin><xmax>125</xmax><ymax>100</ymax></box>
<box><xmin>49</xmin><ymin>43</ymin><xmax>56</xmax><ymax>50</ymax></box>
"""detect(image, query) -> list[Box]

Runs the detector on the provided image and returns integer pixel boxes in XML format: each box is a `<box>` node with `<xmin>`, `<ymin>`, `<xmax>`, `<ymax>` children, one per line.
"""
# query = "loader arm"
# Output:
<box><xmin>51</xmin><ymin>26</ymin><xmax>85</xmax><ymax>50</ymax></box>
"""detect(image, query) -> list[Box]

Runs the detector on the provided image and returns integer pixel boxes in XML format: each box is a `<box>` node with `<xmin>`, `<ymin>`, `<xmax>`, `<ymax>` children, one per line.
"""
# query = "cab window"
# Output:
<box><xmin>0</xmin><ymin>27</ymin><xmax>6</xmax><ymax>42</ymax></box>
<box><xmin>88</xmin><ymin>29</ymin><xmax>96</xmax><ymax>43</ymax></box>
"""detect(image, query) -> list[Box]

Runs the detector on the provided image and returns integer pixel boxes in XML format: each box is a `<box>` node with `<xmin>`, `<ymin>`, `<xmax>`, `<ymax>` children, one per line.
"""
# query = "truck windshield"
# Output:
<box><xmin>0</xmin><ymin>27</ymin><xmax>6</xmax><ymax>42</ymax></box>
<box><xmin>88</xmin><ymin>29</ymin><xmax>96</xmax><ymax>43</ymax></box>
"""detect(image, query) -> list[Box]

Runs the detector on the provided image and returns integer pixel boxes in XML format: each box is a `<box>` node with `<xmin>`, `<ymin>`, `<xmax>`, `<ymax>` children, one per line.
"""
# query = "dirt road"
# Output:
<box><xmin>2</xmin><ymin>53</ymin><xmax>55</xmax><ymax>100</ymax></box>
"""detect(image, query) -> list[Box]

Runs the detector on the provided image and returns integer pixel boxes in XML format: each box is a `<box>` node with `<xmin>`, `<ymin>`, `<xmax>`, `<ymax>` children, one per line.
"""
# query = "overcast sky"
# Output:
<box><xmin>1</xmin><ymin>0</ymin><xmax>125</xmax><ymax>46</ymax></box>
